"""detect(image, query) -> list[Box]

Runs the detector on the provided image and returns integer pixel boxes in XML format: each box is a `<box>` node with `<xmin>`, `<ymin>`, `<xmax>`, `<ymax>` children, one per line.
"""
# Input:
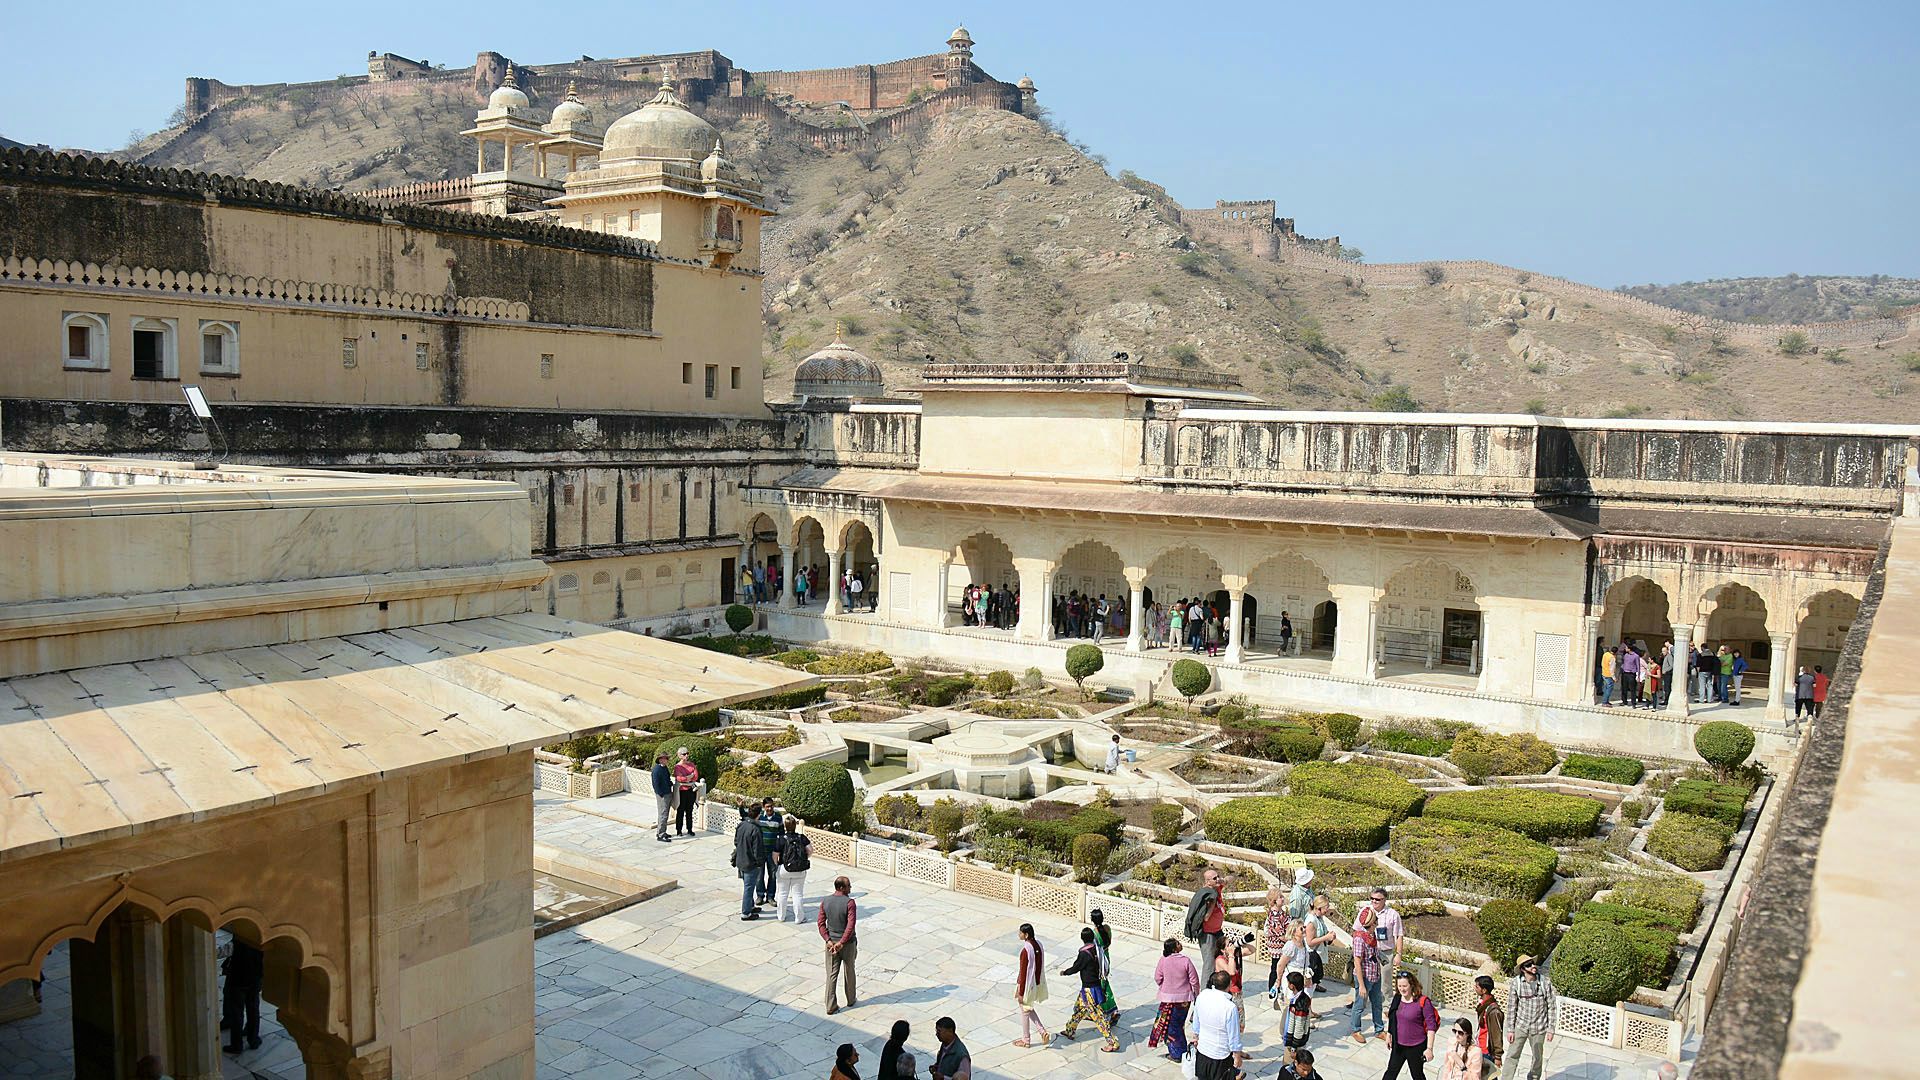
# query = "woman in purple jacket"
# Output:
<box><xmin>1383</xmin><ymin>970</ymin><xmax>1441</xmax><ymax>1079</ymax></box>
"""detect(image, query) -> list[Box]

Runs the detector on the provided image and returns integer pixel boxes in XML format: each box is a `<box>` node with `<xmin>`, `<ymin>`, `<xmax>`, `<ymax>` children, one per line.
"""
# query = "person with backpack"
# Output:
<box><xmin>1281</xmin><ymin>969</ymin><xmax>1313</xmax><ymax>1067</ymax></box>
<box><xmin>1384</xmin><ymin>970</ymin><xmax>1441</xmax><ymax>1079</ymax></box>
<box><xmin>731</xmin><ymin>804</ymin><xmax>765</xmax><ymax>921</ymax></box>
<box><xmin>1473</xmin><ymin>975</ymin><xmax>1504</xmax><ymax>1075</ymax></box>
<box><xmin>755</xmin><ymin>797</ymin><xmax>782</xmax><ymax>906</ymax></box>
<box><xmin>771</xmin><ymin>814</ymin><xmax>811</xmax><ymax>923</ymax></box>
<box><xmin>1059</xmin><ymin>927</ymin><xmax>1121</xmax><ymax>1051</ymax></box>
<box><xmin>1184</xmin><ymin>868</ymin><xmax>1227</xmax><ymax>979</ymax></box>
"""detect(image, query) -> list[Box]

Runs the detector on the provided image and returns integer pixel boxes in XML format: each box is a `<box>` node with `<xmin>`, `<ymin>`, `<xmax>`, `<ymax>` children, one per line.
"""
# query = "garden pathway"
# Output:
<box><xmin>533</xmin><ymin>791</ymin><xmax>1694</xmax><ymax>1080</ymax></box>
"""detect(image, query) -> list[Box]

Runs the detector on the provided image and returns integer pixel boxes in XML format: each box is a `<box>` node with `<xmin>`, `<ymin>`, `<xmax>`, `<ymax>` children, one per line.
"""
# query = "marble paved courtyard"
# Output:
<box><xmin>533</xmin><ymin>792</ymin><xmax>1693</xmax><ymax>1080</ymax></box>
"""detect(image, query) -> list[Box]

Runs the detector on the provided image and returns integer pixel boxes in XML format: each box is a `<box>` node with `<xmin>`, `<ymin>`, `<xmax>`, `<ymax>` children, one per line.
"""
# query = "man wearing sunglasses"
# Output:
<box><xmin>1501</xmin><ymin>954</ymin><xmax>1557</xmax><ymax>1080</ymax></box>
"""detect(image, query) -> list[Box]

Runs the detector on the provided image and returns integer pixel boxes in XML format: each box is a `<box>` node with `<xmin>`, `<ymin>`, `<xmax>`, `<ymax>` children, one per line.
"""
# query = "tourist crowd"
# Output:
<box><xmin>1596</xmin><ymin>635</ymin><xmax>1827</xmax><ymax>721</ymax></box>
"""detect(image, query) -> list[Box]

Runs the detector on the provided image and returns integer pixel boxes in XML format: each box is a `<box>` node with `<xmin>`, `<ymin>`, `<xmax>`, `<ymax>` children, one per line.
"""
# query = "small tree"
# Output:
<box><xmin>724</xmin><ymin>603</ymin><xmax>754</xmax><ymax>635</ymax></box>
<box><xmin>781</xmin><ymin>760</ymin><xmax>856</xmax><ymax>828</ymax></box>
<box><xmin>1071</xmin><ymin>833</ymin><xmax>1112</xmax><ymax>884</ymax></box>
<box><xmin>1423</xmin><ymin>264</ymin><xmax>1446</xmax><ymax>285</ymax></box>
<box><xmin>1171</xmin><ymin>658</ymin><xmax>1212</xmax><ymax>725</ymax></box>
<box><xmin>927</xmin><ymin>802</ymin><xmax>966</xmax><ymax>852</ymax></box>
<box><xmin>1065</xmin><ymin>643</ymin><xmax>1105</xmax><ymax>700</ymax></box>
<box><xmin>1693</xmin><ymin>721</ymin><xmax>1756</xmax><ymax>781</ymax></box>
<box><xmin>1778</xmin><ymin>331</ymin><xmax>1813</xmax><ymax>356</ymax></box>
<box><xmin>1151</xmin><ymin>802</ymin><xmax>1185</xmax><ymax>845</ymax></box>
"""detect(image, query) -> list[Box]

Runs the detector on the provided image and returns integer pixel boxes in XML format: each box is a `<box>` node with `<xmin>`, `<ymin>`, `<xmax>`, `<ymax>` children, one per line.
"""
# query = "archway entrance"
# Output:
<box><xmin>1795</xmin><ymin>590</ymin><xmax>1860</xmax><ymax>678</ymax></box>
<box><xmin>1054</xmin><ymin>541</ymin><xmax>1127</xmax><ymax>640</ymax></box>
<box><xmin>745</xmin><ymin>513</ymin><xmax>779</xmax><ymax>602</ymax></box>
<box><xmin>1312</xmin><ymin>599</ymin><xmax>1338</xmax><ymax>651</ymax></box>
<box><xmin>1146</xmin><ymin>546</ymin><xmax>1224</xmax><ymax>651</ymax></box>
<box><xmin>1248</xmin><ymin>550</ymin><xmax>1332</xmax><ymax>656</ymax></box>
<box><xmin>1607</xmin><ymin>577</ymin><xmax>1674</xmax><ymax>653</ymax></box>
<box><xmin>793</xmin><ymin>518</ymin><xmax>827</xmax><ymax>605</ymax></box>
<box><xmin>954</xmin><ymin>532</ymin><xmax>1016</xmax><ymax>629</ymax></box>
<box><xmin>1381</xmin><ymin>559</ymin><xmax>1480</xmax><ymax>669</ymax></box>
<box><xmin>841</xmin><ymin>521</ymin><xmax>879</xmax><ymax>612</ymax></box>
<box><xmin>1703</xmin><ymin>582</ymin><xmax>1770</xmax><ymax>673</ymax></box>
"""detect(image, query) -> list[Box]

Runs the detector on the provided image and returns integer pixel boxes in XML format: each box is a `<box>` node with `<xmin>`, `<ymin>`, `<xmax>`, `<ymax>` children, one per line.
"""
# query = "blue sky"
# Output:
<box><xmin>6</xmin><ymin>0</ymin><xmax>1914</xmax><ymax>287</ymax></box>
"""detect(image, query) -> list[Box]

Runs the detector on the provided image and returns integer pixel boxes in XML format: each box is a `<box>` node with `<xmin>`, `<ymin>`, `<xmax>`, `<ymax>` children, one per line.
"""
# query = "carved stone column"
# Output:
<box><xmin>1014</xmin><ymin>558</ymin><xmax>1052</xmax><ymax>641</ymax></box>
<box><xmin>779</xmin><ymin>546</ymin><xmax>795</xmax><ymax>610</ymax></box>
<box><xmin>825</xmin><ymin>549</ymin><xmax>844</xmax><ymax>615</ymax></box>
<box><xmin>164</xmin><ymin>919</ymin><xmax>219</xmax><ymax>1080</ymax></box>
<box><xmin>1328</xmin><ymin>583</ymin><xmax>1376</xmax><ymax>679</ymax></box>
<box><xmin>1665</xmin><ymin>623</ymin><xmax>1693</xmax><ymax>717</ymax></box>
<box><xmin>1224</xmin><ymin>589</ymin><xmax>1247</xmax><ymax>665</ymax></box>
<box><xmin>1125</xmin><ymin>583</ymin><xmax>1146</xmax><ymax>653</ymax></box>
<box><xmin>70</xmin><ymin>907</ymin><xmax>167</xmax><ymax>1079</ymax></box>
<box><xmin>931</xmin><ymin>559</ymin><xmax>951</xmax><ymax>628</ymax></box>
<box><xmin>1765</xmin><ymin>632</ymin><xmax>1793</xmax><ymax>722</ymax></box>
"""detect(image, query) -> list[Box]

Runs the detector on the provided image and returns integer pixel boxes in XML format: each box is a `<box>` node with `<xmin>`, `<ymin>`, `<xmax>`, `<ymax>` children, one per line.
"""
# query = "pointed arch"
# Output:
<box><xmin>1247</xmin><ymin>549</ymin><xmax>1332</xmax><ymax>651</ymax></box>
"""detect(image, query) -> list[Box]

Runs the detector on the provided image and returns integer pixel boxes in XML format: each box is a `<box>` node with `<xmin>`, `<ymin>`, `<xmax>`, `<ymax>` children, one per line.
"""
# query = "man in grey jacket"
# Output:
<box><xmin>733</xmin><ymin>805</ymin><xmax>765</xmax><ymax>921</ymax></box>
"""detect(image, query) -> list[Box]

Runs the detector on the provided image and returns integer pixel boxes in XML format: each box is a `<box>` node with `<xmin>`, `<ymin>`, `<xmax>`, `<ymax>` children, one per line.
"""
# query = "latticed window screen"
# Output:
<box><xmin>1534</xmin><ymin>632</ymin><xmax>1570</xmax><ymax>685</ymax></box>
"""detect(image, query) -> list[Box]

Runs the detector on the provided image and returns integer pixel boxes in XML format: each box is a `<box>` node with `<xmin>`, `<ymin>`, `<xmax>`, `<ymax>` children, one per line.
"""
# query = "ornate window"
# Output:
<box><xmin>342</xmin><ymin>337</ymin><xmax>359</xmax><ymax>369</ymax></box>
<box><xmin>539</xmin><ymin>353</ymin><xmax>555</xmax><ymax>379</ymax></box>
<box><xmin>556</xmin><ymin>573</ymin><xmax>580</xmax><ymax>595</ymax></box>
<box><xmin>591</xmin><ymin>571</ymin><xmax>611</xmax><ymax>586</ymax></box>
<box><xmin>62</xmin><ymin>312</ymin><xmax>109</xmax><ymax>371</ymax></box>
<box><xmin>198</xmin><ymin>320</ymin><xmax>239</xmax><ymax>375</ymax></box>
<box><xmin>414</xmin><ymin>342</ymin><xmax>430</xmax><ymax>371</ymax></box>
<box><xmin>131</xmin><ymin>317</ymin><xmax>178</xmax><ymax>380</ymax></box>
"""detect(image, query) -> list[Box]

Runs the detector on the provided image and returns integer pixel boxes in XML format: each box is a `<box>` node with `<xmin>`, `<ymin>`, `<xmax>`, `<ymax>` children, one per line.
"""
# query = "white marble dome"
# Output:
<box><xmin>487</xmin><ymin>72</ymin><xmax>530</xmax><ymax>112</ymax></box>
<box><xmin>602</xmin><ymin>80</ymin><xmax>716</xmax><ymax>163</ymax></box>
<box><xmin>550</xmin><ymin>82</ymin><xmax>592</xmax><ymax>126</ymax></box>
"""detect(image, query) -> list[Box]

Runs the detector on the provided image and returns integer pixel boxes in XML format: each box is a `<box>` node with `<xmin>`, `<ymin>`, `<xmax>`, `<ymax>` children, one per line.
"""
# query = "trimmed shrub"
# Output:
<box><xmin>1550</xmin><ymin>921</ymin><xmax>1639</xmax><ymax>1005</ymax></box>
<box><xmin>1203</xmin><ymin>795</ymin><xmax>1392</xmax><ymax>854</ymax></box>
<box><xmin>676</xmin><ymin>633</ymin><xmax>777</xmax><ymax>656</ymax></box>
<box><xmin>715</xmin><ymin>757</ymin><xmax>785</xmax><ymax>799</ymax></box>
<box><xmin>1024</xmin><ymin>807</ymin><xmax>1125</xmax><ymax>856</ymax></box>
<box><xmin>1314</xmin><ymin>712</ymin><xmax>1364</xmax><ymax>750</ymax></box>
<box><xmin>1617</xmin><ymin>925</ymin><xmax>1679</xmax><ymax>988</ymax></box>
<box><xmin>923</xmin><ymin>675</ymin><xmax>974</xmax><ymax>707</ymax></box>
<box><xmin>927</xmin><ymin>802</ymin><xmax>966</xmax><ymax>852</ymax></box>
<box><xmin>1663</xmin><ymin>779</ymin><xmax>1748</xmax><ymax>829</ymax></box>
<box><xmin>980</xmin><ymin>670</ymin><xmax>1016</xmax><ymax>695</ymax></box>
<box><xmin>724</xmin><ymin>603</ymin><xmax>754</xmax><ymax>634</ymax></box>
<box><xmin>873</xmin><ymin>793</ymin><xmax>925</xmax><ymax>829</ymax></box>
<box><xmin>611</xmin><ymin>733</ymin><xmax>658</xmax><ymax>768</ymax></box>
<box><xmin>1171</xmin><ymin>658</ymin><xmax>1212</xmax><ymax>706</ymax></box>
<box><xmin>1543</xmin><ymin>891</ymin><xmax>1583</xmax><ymax>926</ymax></box>
<box><xmin>805</xmin><ymin>650</ymin><xmax>893</xmax><ymax>676</ymax></box>
<box><xmin>1065</xmin><ymin>644</ymin><xmax>1105</xmax><ymax>697</ymax></box>
<box><xmin>781</xmin><ymin>760</ymin><xmax>856</xmax><ymax>828</ymax></box>
<box><xmin>1425</xmin><ymin>788</ymin><xmax>1604</xmax><ymax>841</ymax></box>
<box><xmin>1694</xmin><ymin>721</ymin><xmax>1756</xmax><ymax>779</ymax></box>
<box><xmin>1288</xmin><ymin>761</ymin><xmax>1426</xmax><ymax>821</ymax></box>
<box><xmin>1371</xmin><ymin>719</ymin><xmax>1455</xmax><ymax>757</ymax></box>
<box><xmin>1389</xmin><ymin>818</ymin><xmax>1559</xmax><ymax>901</ymax></box>
<box><xmin>1608</xmin><ymin>874</ymin><xmax>1704</xmax><ymax>928</ymax></box>
<box><xmin>1260</xmin><ymin>723</ymin><xmax>1327</xmax><ymax>764</ymax></box>
<box><xmin>1072</xmin><ymin>833</ymin><xmax>1112</xmax><ymax>884</ymax></box>
<box><xmin>653</xmin><ymin>734</ymin><xmax>722</xmax><ymax>789</ymax></box>
<box><xmin>771</xmin><ymin>648</ymin><xmax>821</xmax><ymax>668</ymax></box>
<box><xmin>1646</xmin><ymin>811</ymin><xmax>1732</xmax><ymax>871</ymax></box>
<box><xmin>1448</xmin><ymin>729</ymin><xmax>1558</xmax><ymax>782</ymax></box>
<box><xmin>1619</xmin><ymin>799</ymin><xmax>1647</xmax><ymax>824</ymax></box>
<box><xmin>1215</xmin><ymin>703</ymin><xmax>1249</xmax><ymax>726</ymax></box>
<box><xmin>1151</xmin><ymin>802</ymin><xmax>1185</xmax><ymax>844</ymax></box>
<box><xmin>1021</xmin><ymin>667</ymin><xmax>1045</xmax><ymax>690</ymax></box>
<box><xmin>1573</xmin><ymin>900</ymin><xmax>1686</xmax><ymax>932</ymax></box>
<box><xmin>1475</xmin><ymin>898</ymin><xmax>1552</xmax><ymax>973</ymax></box>
<box><xmin>1561</xmin><ymin>752</ymin><xmax>1646</xmax><ymax>786</ymax></box>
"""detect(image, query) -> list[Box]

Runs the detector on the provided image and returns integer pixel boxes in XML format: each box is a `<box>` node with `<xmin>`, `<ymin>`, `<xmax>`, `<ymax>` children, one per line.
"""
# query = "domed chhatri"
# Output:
<box><xmin>487</xmin><ymin>68</ymin><xmax>530</xmax><ymax>113</ymax></box>
<box><xmin>794</xmin><ymin>324</ymin><xmax>885</xmax><ymax>400</ymax></box>
<box><xmin>700</xmin><ymin>138</ymin><xmax>734</xmax><ymax>183</ymax></box>
<box><xmin>549</xmin><ymin>81</ymin><xmax>592</xmax><ymax>127</ymax></box>
<box><xmin>601</xmin><ymin>75</ymin><xmax>717</xmax><ymax>163</ymax></box>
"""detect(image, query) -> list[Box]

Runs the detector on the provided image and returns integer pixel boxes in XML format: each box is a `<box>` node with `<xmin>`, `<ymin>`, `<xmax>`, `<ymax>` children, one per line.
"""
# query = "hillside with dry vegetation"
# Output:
<box><xmin>128</xmin><ymin>88</ymin><xmax>1920</xmax><ymax>420</ymax></box>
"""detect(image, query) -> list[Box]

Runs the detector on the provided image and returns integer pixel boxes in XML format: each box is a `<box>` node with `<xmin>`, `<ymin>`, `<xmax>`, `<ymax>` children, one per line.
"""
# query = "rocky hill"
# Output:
<box><xmin>1617</xmin><ymin>275</ymin><xmax>1920</xmax><ymax>324</ymax></box>
<box><xmin>124</xmin><ymin>89</ymin><xmax>1920</xmax><ymax>421</ymax></box>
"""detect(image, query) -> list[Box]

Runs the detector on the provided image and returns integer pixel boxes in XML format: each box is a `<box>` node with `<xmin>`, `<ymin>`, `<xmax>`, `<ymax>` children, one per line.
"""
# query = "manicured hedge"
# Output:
<box><xmin>653</xmin><ymin>734</ymin><xmax>722</xmax><ymax>789</ymax></box>
<box><xmin>1389</xmin><ymin>818</ymin><xmax>1559</xmax><ymax>901</ymax></box>
<box><xmin>781</xmin><ymin>760</ymin><xmax>856</xmax><ymax>828</ymax></box>
<box><xmin>1448</xmin><ymin>729</ymin><xmax>1559</xmax><ymax>781</ymax></box>
<box><xmin>1573</xmin><ymin>900</ymin><xmax>1687</xmax><ymax>933</ymax></box>
<box><xmin>1646</xmin><ymin>811</ymin><xmax>1732</xmax><ymax>871</ymax></box>
<box><xmin>1311</xmin><ymin>712</ymin><xmax>1364</xmax><ymax>750</ymax></box>
<box><xmin>1550</xmin><ymin>921</ymin><xmax>1639</xmax><ymax>1005</ymax></box>
<box><xmin>1560</xmin><ymin>752</ymin><xmax>1646</xmax><ymax>786</ymax></box>
<box><xmin>1375</xmin><ymin>728</ymin><xmax>1453</xmax><ymax>757</ymax></box>
<box><xmin>978</xmin><ymin>805</ymin><xmax>1125</xmax><ymax>858</ymax></box>
<box><xmin>1662</xmin><ymin>779</ymin><xmax>1749</xmax><ymax>829</ymax></box>
<box><xmin>1694</xmin><ymin>720</ymin><xmax>1756</xmax><ymax>778</ymax></box>
<box><xmin>1203</xmin><ymin>795</ymin><xmax>1393</xmax><ymax>854</ymax></box>
<box><xmin>665</xmin><ymin>685</ymin><xmax>830</xmax><ymax>732</ymax></box>
<box><xmin>1151</xmin><ymin>803</ymin><xmax>1185</xmax><ymax>844</ymax></box>
<box><xmin>1573</xmin><ymin>906</ymin><xmax>1680</xmax><ymax>987</ymax></box>
<box><xmin>805</xmin><ymin>650</ymin><xmax>893</xmax><ymax>676</ymax></box>
<box><xmin>1288</xmin><ymin>761</ymin><xmax>1426</xmax><ymax>821</ymax></box>
<box><xmin>1475</xmin><ymin>898</ymin><xmax>1552</xmax><ymax>972</ymax></box>
<box><xmin>1424</xmin><ymin>788</ymin><xmax>1604</xmax><ymax>842</ymax></box>
<box><xmin>1608</xmin><ymin>874</ymin><xmax>1704</xmax><ymax>929</ymax></box>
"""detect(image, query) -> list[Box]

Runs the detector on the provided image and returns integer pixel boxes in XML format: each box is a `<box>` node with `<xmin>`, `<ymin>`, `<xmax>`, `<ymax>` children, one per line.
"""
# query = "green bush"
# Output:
<box><xmin>1372</xmin><ymin>720</ymin><xmax>1455</xmax><ymax>757</ymax></box>
<box><xmin>1646</xmin><ymin>811</ymin><xmax>1732</xmax><ymax>871</ymax></box>
<box><xmin>1151</xmin><ymin>802</ymin><xmax>1185</xmax><ymax>844</ymax></box>
<box><xmin>1021</xmin><ymin>667</ymin><xmax>1045</xmax><ymax>690</ymax></box>
<box><xmin>1171</xmin><ymin>658</ymin><xmax>1211</xmax><ymax>705</ymax></box>
<box><xmin>611</xmin><ymin>733</ymin><xmax>658</xmax><ymax>768</ymax></box>
<box><xmin>1259</xmin><ymin>723</ymin><xmax>1327</xmax><ymax>764</ymax></box>
<box><xmin>1425</xmin><ymin>788</ymin><xmax>1604</xmax><ymax>841</ymax></box>
<box><xmin>1561</xmin><ymin>752</ymin><xmax>1646</xmax><ymax>785</ymax></box>
<box><xmin>772</xmin><ymin>648</ymin><xmax>821</xmax><ymax>668</ymax></box>
<box><xmin>716</xmin><ymin>757</ymin><xmax>786</xmax><ymax>799</ymax></box>
<box><xmin>781</xmin><ymin>760</ymin><xmax>856</xmax><ymax>828</ymax></box>
<box><xmin>805</xmin><ymin>650</ymin><xmax>893</xmax><ymax>676</ymax></box>
<box><xmin>969</xmin><ymin>700</ymin><xmax>1061</xmax><ymax>719</ymax></box>
<box><xmin>1572</xmin><ymin>906</ymin><xmax>1680</xmax><ymax>986</ymax></box>
<box><xmin>1288</xmin><ymin>761</ymin><xmax>1426</xmax><ymax>821</ymax></box>
<box><xmin>1389</xmin><ymin>818</ymin><xmax>1559</xmax><ymax>901</ymax></box>
<box><xmin>1663</xmin><ymin>779</ymin><xmax>1748</xmax><ymax>829</ymax></box>
<box><xmin>923</xmin><ymin>675</ymin><xmax>974</xmax><ymax>707</ymax></box>
<box><xmin>724</xmin><ymin>603</ymin><xmax>754</xmax><ymax>634</ymax></box>
<box><xmin>1066</xmin><ymin>644</ymin><xmax>1105</xmax><ymax>697</ymax></box>
<box><xmin>1619</xmin><ymin>799</ymin><xmax>1647</xmax><ymax>824</ymax></box>
<box><xmin>1608</xmin><ymin>874</ymin><xmax>1704</xmax><ymax>929</ymax></box>
<box><xmin>1573</xmin><ymin>900</ymin><xmax>1687</xmax><ymax>932</ymax></box>
<box><xmin>1550</xmin><ymin>921</ymin><xmax>1639</xmax><ymax>1005</ymax></box>
<box><xmin>676</xmin><ymin>633</ymin><xmax>778</xmax><ymax>656</ymax></box>
<box><xmin>1543</xmin><ymin>891</ymin><xmax>1583</xmax><ymax>926</ymax></box>
<box><xmin>1694</xmin><ymin>721</ymin><xmax>1756</xmax><ymax>779</ymax></box>
<box><xmin>1203</xmin><ymin>795</ymin><xmax>1392</xmax><ymax>854</ymax></box>
<box><xmin>979</xmin><ymin>805</ymin><xmax>1125</xmax><ymax>858</ymax></box>
<box><xmin>1072</xmin><ymin>833</ymin><xmax>1112</xmax><ymax>884</ymax></box>
<box><xmin>653</xmin><ymin>734</ymin><xmax>722</xmax><ymax>789</ymax></box>
<box><xmin>927</xmin><ymin>802</ymin><xmax>966</xmax><ymax>852</ymax></box>
<box><xmin>981</xmin><ymin>670</ymin><xmax>1016</xmax><ymax>695</ymax></box>
<box><xmin>1475</xmin><ymin>898</ymin><xmax>1552</xmax><ymax>972</ymax></box>
<box><xmin>1448</xmin><ymin>729</ymin><xmax>1558</xmax><ymax>782</ymax></box>
<box><xmin>1313</xmin><ymin>712</ymin><xmax>1364</xmax><ymax>750</ymax></box>
<box><xmin>873</xmin><ymin>793</ymin><xmax>925</xmax><ymax>829</ymax></box>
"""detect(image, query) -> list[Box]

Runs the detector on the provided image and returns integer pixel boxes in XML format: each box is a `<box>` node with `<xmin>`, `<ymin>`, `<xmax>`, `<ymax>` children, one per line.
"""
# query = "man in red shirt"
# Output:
<box><xmin>1813</xmin><ymin>665</ymin><xmax>1831</xmax><ymax>718</ymax></box>
<box><xmin>1184</xmin><ymin>868</ymin><xmax>1228</xmax><ymax>977</ymax></box>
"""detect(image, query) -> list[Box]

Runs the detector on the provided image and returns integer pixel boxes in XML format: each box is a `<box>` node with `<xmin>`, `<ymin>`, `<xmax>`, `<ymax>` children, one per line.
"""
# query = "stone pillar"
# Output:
<box><xmin>1125</xmin><ymin>584</ymin><xmax>1145</xmax><ymax>653</ymax></box>
<box><xmin>1224</xmin><ymin>589</ymin><xmax>1246</xmax><ymax>664</ymax></box>
<box><xmin>932</xmin><ymin>560</ymin><xmax>951</xmax><ymax>628</ymax></box>
<box><xmin>164</xmin><ymin>919</ymin><xmax>219</xmax><ymax>1080</ymax></box>
<box><xmin>1573</xmin><ymin>615</ymin><xmax>1602</xmax><ymax>705</ymax></box>
<box><xmin>1014</xmin><ymin>559</ymin><xmax>1051</xmax><ymax>641</ymax></box>
<box><xmin>779</xmin><ymin>546</ymin><xmax>796</xmax><ymax>610</ymax></box>
<box><xmin>71</xmin><ymin>907</ymin><xmax>167</xmax><ymax>1079</ymax></box>
<box><xmin>1328</xmin><ymin>584</ymin><xmax>1376</xmax><ymax>679</ymax></box>
<box><xmin>1766</xmin><ymin>632</ymin><xmax>1793</xmax><ymax>722</ymax></box>
<box><xmin>1665</xmin><ymin>623</ymin><xmax>1693</xmax><ymax>716</ymax></box>
<box><xmin>825</xmin><ymin>549</ymin><xmax>844</xmax><ymax>615</ymax></box>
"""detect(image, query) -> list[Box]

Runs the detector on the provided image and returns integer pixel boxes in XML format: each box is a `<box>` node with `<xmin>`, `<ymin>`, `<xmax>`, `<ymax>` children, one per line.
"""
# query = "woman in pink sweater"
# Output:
<box><xmin>1148</xmin><ymin>936</ymin><xmax>1199</xmax><ymax>1062</ymax></box>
